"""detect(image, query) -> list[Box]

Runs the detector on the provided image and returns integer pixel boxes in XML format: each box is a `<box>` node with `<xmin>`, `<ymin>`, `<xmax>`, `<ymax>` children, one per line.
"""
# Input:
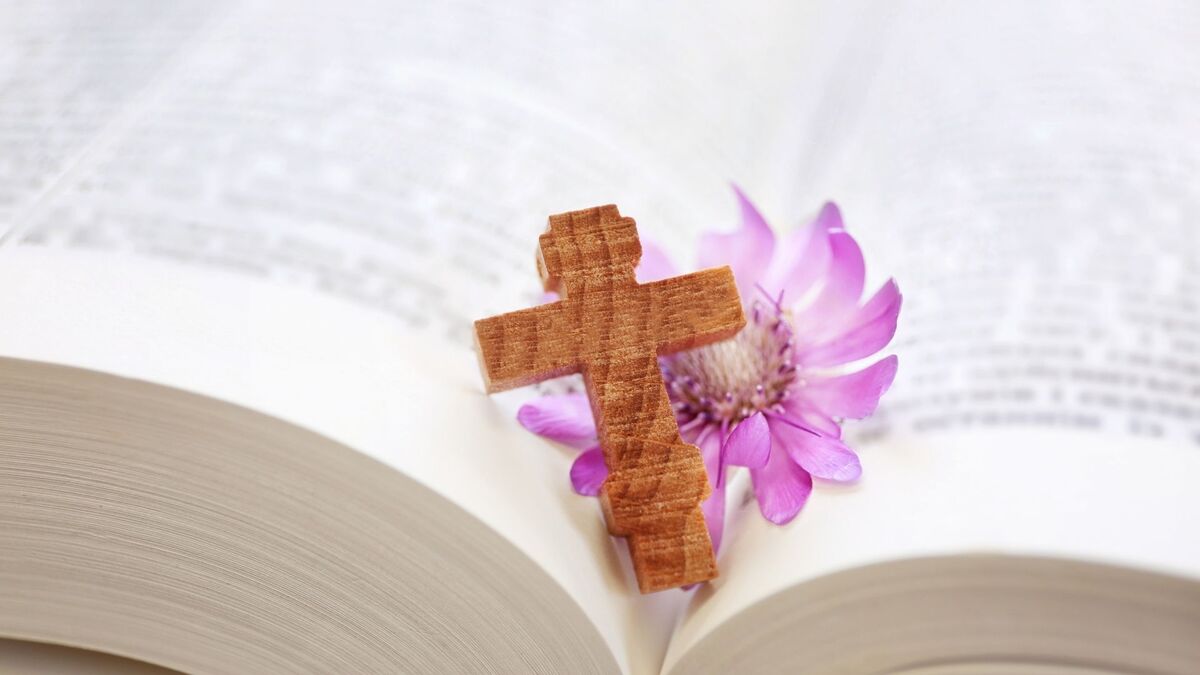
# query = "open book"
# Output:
<box><xmin>2</xmin><ymin>1</ymin><xmax>1198</xmax><ymax>673</ymax></box>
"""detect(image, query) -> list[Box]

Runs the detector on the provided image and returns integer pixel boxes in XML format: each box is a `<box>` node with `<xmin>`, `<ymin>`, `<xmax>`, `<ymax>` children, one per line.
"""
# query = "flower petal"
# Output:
<box><xmin>772</xmin><ymin>416</ymin><xmax>862</xmax><ymax>482</ymax></box>
<box><xmin>750</xmin><ymin>430</ymin><xmax>813</xmax><ymax>524</ymax></box>
<box><xmin>792</xmin><ymin>435</ymin><xmax>862</xmax><ymax>482</ymax></box>
<box><xmin>723</xmin><ymin>412</ymin><xmax>770</xmax><ymax>469</ymax></box>
<box><xmin>775</xmin><ymin>403</ymin><xmax>842</xmax><ymax>438</ymax></box>
<box><xmin>636</xmin><ymin>240</ymin><xmax>678</xmax><ymax>283</ymax></box>
<box><xmin>701</xmin><ymin>483</ymin><xmax>726</xmax><ymax>553</ymax></box>
<box><xmin>801</xmin><ymin>355</ymin><xmax>898</xmax><ymax>420</ymax></box>
<box><xmin>698</xmin><ymin>185</ymin><xmax>776</xmax><ymax>295</ymax></box>
<box><xmin>761</xmin><ymin>203</ymin><xmax>834</xmax><ymax>304</ymax></box>
<box><xmin>794</xmin><ymin>226</ymin><xmax>865</xmax><ymax>325</ymax></box>
<box><xmin>814</xmin><ymin>277</ymin><xmax>900</xmax><ymax>343</ymax></box>
<box><xmin>796</xmin><ymin>287</ymin><xmax>902</xmax><ymax>368</ymax></box>
<box><xmin>516</xmin><ymin>393</ymin><xmax>596</xmax><ymax>449</ymax></box>
<box><xmin>844</xmin><ymin>278</ymin><xmax>901</xmax><ymax>335</ymax></box>
<box><xmin>569</xmin><ymin>445</ymin><xmax>608</xmax><ymax>496</ymax></box>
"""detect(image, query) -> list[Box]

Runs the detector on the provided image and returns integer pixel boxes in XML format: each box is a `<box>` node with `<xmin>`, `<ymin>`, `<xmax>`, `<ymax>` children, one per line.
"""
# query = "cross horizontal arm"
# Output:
<box><xmin>644</xmin><ymin>267</ymin><xmax>745</xmax><ymax>355</ymax></box>
<box><xmin>474</xmin><ymin>301</ymin><xmax>580</xmax><ymax>392</ymax></box>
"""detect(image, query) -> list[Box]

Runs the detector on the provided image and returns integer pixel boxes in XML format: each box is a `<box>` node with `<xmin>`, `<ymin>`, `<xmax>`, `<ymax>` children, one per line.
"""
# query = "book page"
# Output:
<box><xmin>667</xmin><ymin>0</ymin><xmax>1200</xmax><ymax>668</ymax></box>
<box><xmin>0</xmin><ymin>2</ymin><xmax>217</xmax><ymax>225</ymax></box>
<box><xmin>0</xmin><ymin>249</ymin><xmax>662</xmax><ymax>674</ymax></box>
<box><xmin>0</xmin><ymin>639</ymin><xmax>173</xmax><ymax>674</ymax></box>
<box><xmin>786</xmin><ymin>0</ymin><xmax>1200</xmax><ymax>447</ymax></box>
<box><xmin>1</xmin><ymin>0</ymin><xmax>815</xmax><ymax>346</ymax></box>
<box><xmin>0</xmin><ymin>2</ymin><xmax>825</xmax><ymax>672</ymax></box>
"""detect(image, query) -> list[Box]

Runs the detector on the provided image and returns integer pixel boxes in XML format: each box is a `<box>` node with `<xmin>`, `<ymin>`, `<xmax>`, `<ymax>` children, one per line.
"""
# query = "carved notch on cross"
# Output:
<box><xmin>474</xmin><ymin>205</ymin><xmax>745</xmax><ymax>592</ymax></box>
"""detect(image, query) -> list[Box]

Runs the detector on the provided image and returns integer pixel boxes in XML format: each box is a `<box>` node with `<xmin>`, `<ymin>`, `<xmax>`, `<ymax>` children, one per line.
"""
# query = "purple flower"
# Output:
<box><xmin>517</xmin><ymin>187</ymin><xmax>900</xmax><ymax>554</ymax></box>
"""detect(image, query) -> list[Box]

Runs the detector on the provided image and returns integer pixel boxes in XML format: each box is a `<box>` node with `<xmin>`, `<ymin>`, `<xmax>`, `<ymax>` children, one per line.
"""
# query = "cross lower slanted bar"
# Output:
<box><xmin>474</xmin><ymin>205</ymin><xmax>745</xmax><ymax>592</ymax></box>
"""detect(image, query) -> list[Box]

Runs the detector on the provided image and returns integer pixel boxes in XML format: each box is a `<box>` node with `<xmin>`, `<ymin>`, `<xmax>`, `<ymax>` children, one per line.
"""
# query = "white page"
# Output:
<box><xmin>1</xmin><ymin>0</ymin><xmax>815</xmax><ymax>345</ymax></box>
<box><xmin>0</xmin><ymin>2</ymin><xmax>219</xmax><ymax>225</ymax></box>
<box><xmin>0</xmin><ymin>2</ymin><xmax>825</xmax><ymax>671</ymax></box>
<box><xmin>0</xmin><ymin>249</ymin><xmax>682</xmax><ymax>674</ymax></box>
<box><xmin>668</xmin><ymin>0</ymin><xmax>1200</xmax><ymax>667</ymax></box>
<box><xmin>784</xmin><ymin>0</ymin><xmax>1200</xmax><ymax>445</ymax></box>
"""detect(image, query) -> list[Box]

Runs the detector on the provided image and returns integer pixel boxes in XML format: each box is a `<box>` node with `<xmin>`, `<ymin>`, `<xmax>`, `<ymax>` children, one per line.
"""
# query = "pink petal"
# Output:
<box><xmin>858</xmin><ymin>278</ymin><xmax>901</xmax><ymax>321</ymax></box>
<box><xmin>798</xmin><ymin>277</ymin><xmax>900</xmax><ymax>354</ymax></box>
<box><xmin>636</xmin><ymin>240</ymin><xmax>678</xmax><ymax>282</ymax></box>
<box><xmin>816</xmin><ymin>201</ymin><xmax>845</xmax><ymax>234</ymax></box>
<box><xmin>827</xmin><ymin>278</ymin><xmax>901</xmax><ymax>339</ymax></box>
<box><xmin>791</xmin><ymin>436</ymin><xmax>862</xmax><ymax>483</ymax></box>
<box><xmin>537</xmin><ymin>291</ymin><xmax>560</xmax><ymax>305</ymax></box>
<box><xmin>722</xmin><ymin>412</ymin><xmax>770</xmax><ymax>469</ymax></box>
<box><xmin>569</xmin><ymin>445</ymin><xmax>608</xmax><ymax>496</ymax></box>
<box><xmin>772</xmin><ymin>416</ymin><xmax>861</xmax><ymax>482</ymax></box>
<box><xmin>690</xmin><ymin>428</ymin><xmax>727</xmax><ymax>554</ymax></box>
<box><xmin>749</xmin><ymin>430</ymin><xmax>813</xmax><ymax>525</ymax></box>
<box><xmin>517</xmin><ymin>393</ymin><xmax>596</xmax><ymax>449</ymax></box>
<box><xmin>776</xmin><ymin>403</ymin><xmax>842</xmax><ymax>438</ymax></box>
<box><xmin>800</xmin><ymin>355</ymin><xmax>898</xmax><ymax>420</ymax></box>
<box><xmin>761</xmin><ymin>203</ymin><xmax>834</xmax><ymax>304</ymax></box>
<box><xmin>794</xmin><ymin>228</ymin><xmax>865</xmax><ymax>326</ymax></box>
<box><xmin>701</xmin><ymin>483</ymin><xmax>726</xmax><ymax>553</ymax></box>
<box><xmin>698</xmin><ymin>185</ymin><xmax>776</xmax><ymax>295</ymax></box>
<box><xmin>796</xmin><ymin>288</ymin><xmax>901</xmax><ymax>368</ymax></box>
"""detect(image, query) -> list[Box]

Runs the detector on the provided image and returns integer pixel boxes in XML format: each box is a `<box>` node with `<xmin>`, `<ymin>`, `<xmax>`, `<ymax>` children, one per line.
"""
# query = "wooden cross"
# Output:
<box><xmin>474</xmin><ymin>205</ymin><xmax>745</xmax><ymax>592</ymax></box>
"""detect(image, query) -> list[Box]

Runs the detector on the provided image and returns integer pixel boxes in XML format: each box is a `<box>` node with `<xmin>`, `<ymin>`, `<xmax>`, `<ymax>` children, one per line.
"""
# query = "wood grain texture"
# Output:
<box><xmin>474</xmin><ymin>205</ymin><xmax>745</xmax><ymax>593</ymax></box>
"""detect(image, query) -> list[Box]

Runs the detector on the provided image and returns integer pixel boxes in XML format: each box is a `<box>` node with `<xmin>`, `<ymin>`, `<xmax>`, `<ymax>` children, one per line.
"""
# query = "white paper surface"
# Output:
<box><xmin>0</xmin><ymin>249</ymin><xmax>680</xmax><ymax>674</ymax></box>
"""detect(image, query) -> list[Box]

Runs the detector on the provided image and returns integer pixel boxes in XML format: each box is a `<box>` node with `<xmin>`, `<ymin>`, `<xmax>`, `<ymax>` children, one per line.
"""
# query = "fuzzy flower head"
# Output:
<box><xmin>517</xmin><ymin>187</ymin><xmax>900</xmax><ymax>554</ymax></box>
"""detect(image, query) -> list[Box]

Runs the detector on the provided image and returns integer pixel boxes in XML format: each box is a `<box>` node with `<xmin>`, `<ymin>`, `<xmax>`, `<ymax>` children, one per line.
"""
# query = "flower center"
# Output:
<box><xmin>662</xmin><ymin>299</ymin><xmax>798</xmax><ymax>429</ymax></box>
